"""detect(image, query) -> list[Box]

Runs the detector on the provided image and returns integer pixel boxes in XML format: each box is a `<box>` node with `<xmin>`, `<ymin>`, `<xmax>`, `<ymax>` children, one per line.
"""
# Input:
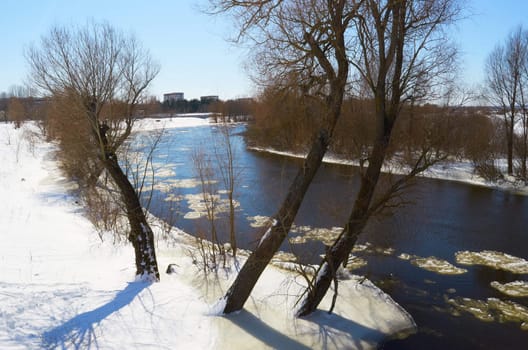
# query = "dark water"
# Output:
<box><xmin>140</xmin><ymin>123</ymin><xmax>528</xmax><ymax>349</ymax></box>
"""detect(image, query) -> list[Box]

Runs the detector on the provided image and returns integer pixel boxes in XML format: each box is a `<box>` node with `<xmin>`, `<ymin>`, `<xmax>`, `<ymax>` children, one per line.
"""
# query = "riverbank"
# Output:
<box><xmin>249</xmin><ymin>146</ymin><xmax>528</xmax><ymax>196</ymax></box>
<box><xmin>141</xmin><ymin>117</ymin><xmax>528</xmax><ymax>348</ymax></box>
<box><xmin>0</xmin><ymin>120</ymin><xmax>415</xmax><ymax>349</ymax></box>
<box><xmin>136</xmin><ymin>116</ymin><xmax>528</xmax><ymax>195</ymax></box>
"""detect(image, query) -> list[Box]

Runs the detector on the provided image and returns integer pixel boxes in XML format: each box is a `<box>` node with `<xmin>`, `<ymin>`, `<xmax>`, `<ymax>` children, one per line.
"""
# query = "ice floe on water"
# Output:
<box><xmin>455</xmin><ymin>250</ymin><xmax>528</xmax><ymax>274</ymax></box>
<box><xmin>447</xmin><ymin>296</ymin><xmax>528</xmax><ymax>331</ymax></box>
<box><xmin>376</xmin><ymin>247</ymin><xmax>396</xmax><ymax>256</ymax></box>
<box><xmin>154</xmin><ymin>167</ymin><xmax>176</xmax><ymax>178</ymax></box>
<box><xmin>153</xmin><ymin>182</ymin><xmax>175</xmax><ymax>193</ymax></box>
<box><xmin>351</xmin><ymin>242</ymin><xmax>393</xmax><ymax>256</ymax></box>
<box><xmin>272</xmin><ymin>251</ymin><xmax>298</xmax><ymax>262</ymax></box>
<box><xmin>398</xmin><ymin>253</ymin><xmax>412</xmax><ymax>260</ymax></box>
<box><xmin>448</xmin><ymin>297</ymin><xmax>494</xmax><ymax>322</ymax></box>
<box><xmin>172</xmin><ymin>178</ymin><xmax>215</xmax><ymax>188</ymax></box>
<box><xmin>163</xmin><ymin>193</ymin><xmax>185</xmax><ymax>202</ymax></box>
<box><xmin>352</xmin><ymin>242</ymin><xmax>373</xmax><ymax>253</ymax></box>
<box><xmin>289</xmin><ymin>226</ymin><xmax>343</xmax><ymax>246</ymax></box>
<box><xmin>490</xmin><ymin>281</ymin><xmax>528</xmax><ymax>297</ymax></box>
<box><xmin>262</xmin><ymin>220</ymin><xmax>470</xmax><ymax>276</ymax></box>
<box><xmin>246</xmin><ymin>215</ymin><xmax>271</xmax><ymax>228</ymax></box>
<box><xmin>243</xmin><ymin>219</ymin><xmax>345</xmax><ymax>245</ymax></box>
<box><xmin>396</xmin><ymin>252</ymin><xmax>468</xmax><ymax>275</ymax></box>
<box><xmin>411</xmin><ymin>256</ymin><xmax>468</xmax><ymax>275</ymax></box>
<box><xmin>183</xmin><ymin>193</ymin><xmax>240</xmax><ymax>219</ymax></box>
<box><xmin>183</xmin><ymin>211</ymin><xmax>203</xmax><ymax>219</ymax></box>
<box><xmin>154</xmin><ymin>178</ymin><xmax>217</xmax><ymax>193</ymax></box>
<box><xmin>242</xmin><ymin>217</ymin><xmax>476</xmax><ymax>277</ymax></box>
<box><xmin>345</xmin><ymin>255</ymin><xmax>368</xmax><ymax>271</ymax></box>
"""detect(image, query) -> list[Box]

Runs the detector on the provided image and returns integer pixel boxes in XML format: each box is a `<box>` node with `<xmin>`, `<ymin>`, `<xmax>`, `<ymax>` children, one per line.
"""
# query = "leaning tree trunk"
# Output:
<box><xmin>222</xmin><ymin>126</ymin><xmax>337</xmax><ymax>313</ymax></box>
<box><xmin>104</xmin><ymin>154</ymin><xmax>161</xmax><ymax>281</ymax></box>
<box><xmin>297</xmin><ymin>116</ymin><xmax>394</xmax><ymax>317</ymax></box>
<box><xmin>221</xmin><ymin>79</ymin><xmax>348</xmax><ymax>314</ymax></box>
<box><xmin>219</xmin><ymin>12</ymin><xmax>351</xmax><ymax>312</ymax></box>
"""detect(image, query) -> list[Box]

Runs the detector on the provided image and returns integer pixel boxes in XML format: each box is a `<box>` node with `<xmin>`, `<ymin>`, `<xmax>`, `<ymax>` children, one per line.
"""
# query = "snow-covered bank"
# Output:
<box><xmin>134</xmin><ymin>116</ymin><xmax>210</xmax><ymax>131</ymax></box>
<box><xmin>0</xmin><ymin>123</ymin><xmax>216</xmax><ymax>349</ymax></box>
<box><xmin>249</xmin><ymin>146</ymin><xmax>528</xmax><ymax>196</ymax></box>
<box><xmin>135</xmin><ymin>117</ymin><xmax>528</xmax><ymax>196</ymax></box>
<box><xmin>0</xmin><ymin>121</ymin><xmax>415</xmax><ymax>349</ymax></box>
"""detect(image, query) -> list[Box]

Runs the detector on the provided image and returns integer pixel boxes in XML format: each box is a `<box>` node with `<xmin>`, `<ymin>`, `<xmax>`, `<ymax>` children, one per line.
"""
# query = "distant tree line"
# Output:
<box><xmin>161</xmin><ymin>97</ymin><xmax>254</xmax><ymax>117</ymax></box>
<box><xmin>0</xmin><ymin>94</ymin><xmax>255</xmax><ymax>124</ymax></box>
<box><xmin>0</xmin><ymin>96</ymin><xmax>47</xmax><ymax>126</ymax></box>
<box><xmin>247</xmin><ymin>89</ymin><xmax>502</xmax><ymax>180</ymax></box>
<box><xmin>485</xmin><ymin>26</ymin><xmax>528</xmax><ymax>181</ymax></box>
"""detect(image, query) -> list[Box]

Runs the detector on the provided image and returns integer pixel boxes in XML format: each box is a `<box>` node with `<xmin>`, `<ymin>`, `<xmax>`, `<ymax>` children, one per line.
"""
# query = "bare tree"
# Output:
<box><xmin>213</xmin><ymin>121</ymin><xmax>240</xmax><ymax>257</ymax></box>
<box><xmin>209</xmin><ymin>0</ymin><xmax>362</xmax><ymax>314</ymax></box>
<box><xmin>485</xmin><ymin>26</ymin><xmax>528</xmax><ymax>176</ymax></box>
<box><xmin>516</xmin><ymin>28</ymin><xmax>528</xmax><ymax>181</ymax></box>
<box><xmin>192</xmin><ymin>146</ymin><xmax>223</xmax><ymax>269</ymax></box>
<box><xmin>297</xmin><ymin>0</ymin><xmax>462</xmax><ymax>316</ymax></box>
<box><xmin>27</xmin><ymin>21</ymin><xmax>161</xmax><ymax>281</ymax></box>
<box><xmin>211</xmin><ymin>0</ymin><xmax>461</xmax><ymax>316</ymax></box>
<box><xmin>8</xmin><ymin>84</ymin><xmax>34</xmax><ymax>98</ymax></box>
<box><xmin>519</xmin><ymin>69</ymin><xmax>528</xmax><ymax>181</ymax></box>
<box><xmin>7</xmin><ymin>97</ymin><xmax>26</xmax><ymax>128</ymax></box>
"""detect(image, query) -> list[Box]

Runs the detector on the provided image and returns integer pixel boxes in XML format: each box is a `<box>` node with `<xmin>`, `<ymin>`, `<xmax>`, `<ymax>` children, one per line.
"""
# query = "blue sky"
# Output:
<box><xmin>1</xmin><ymin>0</ymin><xmax>527</xmax><ymax>101</ymax></box>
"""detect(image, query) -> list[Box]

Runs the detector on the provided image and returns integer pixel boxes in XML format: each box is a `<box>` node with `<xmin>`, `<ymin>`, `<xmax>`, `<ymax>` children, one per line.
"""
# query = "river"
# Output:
<box><xmin>139</xmin><ymin>123</ymin><xmax>528</xmax><ymax>349</ymax></box>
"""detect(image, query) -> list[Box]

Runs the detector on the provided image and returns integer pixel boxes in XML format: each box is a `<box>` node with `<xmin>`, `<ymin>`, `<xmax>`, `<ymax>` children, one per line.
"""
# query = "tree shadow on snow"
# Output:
<box><xmin>225</xmin><ymin>310</ymin><xmax>312</xmax><ymax>350</ymax></box>
<box><xmin>36</xmin><ymin>190</ymin><xmax>84</xmax><ymax>214</ymax></box>
<box><xmin>306</xmin><ymin>311</ymin><xmax>387</xmax><ymax>350</ymax></box>
<box><xmin>41</xmin><ymin>282</ymin><xmax>149</xmax><ymax>349</ymax></box>
<box><xmin>225</xmin><ymin>308</ymin><xmax>388</xmax><ymax>349</ymax></box>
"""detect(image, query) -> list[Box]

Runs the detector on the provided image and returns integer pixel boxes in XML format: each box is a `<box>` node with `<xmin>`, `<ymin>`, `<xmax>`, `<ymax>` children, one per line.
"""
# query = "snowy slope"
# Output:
<box><xmin>0</xmin><ymin>120</ymin><xmax>415</xmax><ymax>349</ymax></box>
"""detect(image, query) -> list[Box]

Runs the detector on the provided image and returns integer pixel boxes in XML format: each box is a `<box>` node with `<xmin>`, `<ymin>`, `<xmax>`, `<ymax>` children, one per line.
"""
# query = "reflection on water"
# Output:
<box><xmin>137</xmin><ymin>124</ymin><xmax>528</xmax><ymax>349</ymax></box>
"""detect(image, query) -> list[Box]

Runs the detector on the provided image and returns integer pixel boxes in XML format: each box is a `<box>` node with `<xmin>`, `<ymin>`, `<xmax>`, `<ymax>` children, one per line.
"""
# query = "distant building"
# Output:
<box><xmin>163</xmin><ymin>92</ymin><xmax>184</xmax><ymax>103</ymax></box>
<box><xmin>200</xmin><ymin>95</ymin><xmax>219</xmax><ymax>103</ymax></box>
<box><xmin>235</xmin><ymin>97</ymin><xmax>254</xmax><ymax>103</ymax></box>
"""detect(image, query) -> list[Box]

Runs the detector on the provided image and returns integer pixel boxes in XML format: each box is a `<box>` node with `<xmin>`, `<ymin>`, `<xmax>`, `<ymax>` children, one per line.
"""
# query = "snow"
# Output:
<box><xmin>258</xmin><ymin>227</ymin><xmax>272</xmax><ymax>246</ymax></box>
<box><xmin>0</xmin><ymin>120</ymin><xmax>415</xmax><ymax>349</ymax></box>
<box><xmin>134</xmin><ymin>116</ymin><xmax>210</xmax><ymax>131</ymax></box>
